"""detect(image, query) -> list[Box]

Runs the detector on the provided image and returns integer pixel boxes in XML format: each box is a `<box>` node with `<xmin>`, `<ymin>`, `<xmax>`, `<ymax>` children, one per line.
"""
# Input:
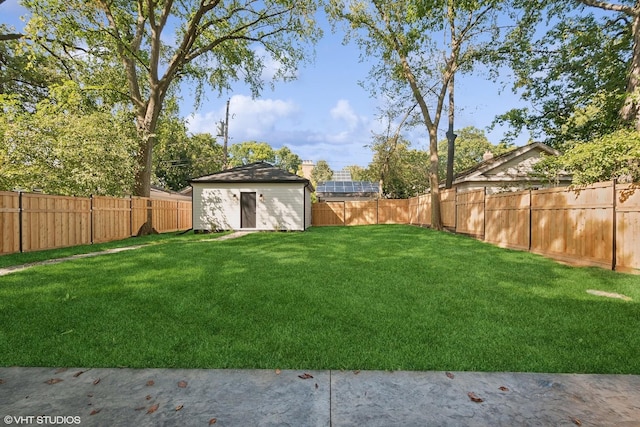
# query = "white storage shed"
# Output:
<box><xmin>190</xmin><ymin>162</ymin><xmax>313</xmax><ymax>231</ymax></box>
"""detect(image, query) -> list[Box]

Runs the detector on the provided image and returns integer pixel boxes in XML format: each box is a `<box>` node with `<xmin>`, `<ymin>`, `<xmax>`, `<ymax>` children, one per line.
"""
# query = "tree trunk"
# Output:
<box><xmin>445</xmin><ymin>73</ymin><xmax>456</xmax><ymax>189</ymax></box>
<box><xmin>428</xmin><ymin>126</ymin><xmax>443</xmax><ymax>230</ymax></box>
<box><xmin>621</xmin><ymin>13</ymin><xmax>640</xmax><ymax>130</ymax></box>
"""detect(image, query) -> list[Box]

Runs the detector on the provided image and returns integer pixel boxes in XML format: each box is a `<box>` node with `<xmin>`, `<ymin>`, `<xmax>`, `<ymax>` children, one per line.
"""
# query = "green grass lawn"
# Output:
<box><xmin>0</xmin><ymin>225</ymin><xmax>638</xmax><ymax>373</ymax></box>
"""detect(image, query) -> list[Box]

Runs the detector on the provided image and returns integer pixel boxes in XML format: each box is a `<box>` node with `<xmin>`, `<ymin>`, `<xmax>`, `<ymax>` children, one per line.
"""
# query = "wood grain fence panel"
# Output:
<box><xmin>20</xmin><ymin>193</ymin><xmax>91</xmax><ymax>252</ymax></box>
<box><xmin>131</xmin><ymin>197</ymin><xmax>149</xmax><ymax>235</ymax></box>
<box><xmin>441</xmin><ymin>189</ymin><xmax>456</xmax><ymax>228</ymax></box>
<box><xmin>92</xmin><ymin>196</ymin><xmax>131</xmax><ymax>243</ymax></box>
<box><xmin>345</xmin><ymin>201</ymin><xmax>377</xmax><ymax>226</ymax></box>
<box><xmin>419</xmin><ymin>194</ymin><xmax>431</xmax><ymax>226</ymax></box>
<box><xmin>616</xmin><ymin>184</ymin><xmax>640</xmax><ymax>272</ymax></box>
<box><xmin>456</xmin><ymin>190</ymin><xmax>485</xmax><ymax>237</ymax></box>
<box><xmin>485</xmin><ymin>191</ymin><xmax>530</xmax><ymax>250</ymax></box>
<box><xmin>378</xmin><ymin>199</ymin><xmax>409</xmax><ymax>224</ymax></box>
<box><xmin>312</xmin><ymin>202</ymin><xmax>345</xmax><ymax>226</ymax></box>
<box><xmin>0</xmin><ymin>192</ymin><xmax>20</xmax><ymax>254</ymax></box>
<box><xmin>178</xmin><ymin>201</ymin><xmax>192</xmax><ymax>230</ymax></box>
<box><xmin>152</xmin><ymin>199</ymin><xmax>179</xmax><ymax>232</ymax></box>
<box><xmin>531</xmin><ymin>182</ymin><xmax>614</xmax><ymax>269</ymax></box>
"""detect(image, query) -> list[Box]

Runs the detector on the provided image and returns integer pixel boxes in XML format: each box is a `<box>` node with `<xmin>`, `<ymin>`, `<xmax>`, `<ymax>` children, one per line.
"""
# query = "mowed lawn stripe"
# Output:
<box><xmin>0</xmin><ymin>225</ymin><xmax>638</xmax><ymax>373</ymax></box>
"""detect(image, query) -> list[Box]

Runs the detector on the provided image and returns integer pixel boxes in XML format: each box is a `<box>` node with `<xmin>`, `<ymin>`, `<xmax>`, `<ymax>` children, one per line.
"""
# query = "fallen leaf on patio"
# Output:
<box><xmin>499</xmin><ymin>386</ymin><xmax>509</xmax><ymax>392</ymax></box>
<box><xmin>146</xmin><ymin>395</ymin><xmax>152</xmax><ymax>400</ymax></box>
<box><xmin>134</xmin><ymin>406</ymin><xmax>146</xmax><ymax>411</ymax></box>
<box><xmin>175</xmin><ymin>405</ymin><xmax>184</xmax><ymax>411</ymax></box>
<box><xmin>446</xmin><ymin>372</ymin><xmax>454</xmax><ymax>379</ymax></box>
<box><xmin>570</xmin><ymin>417</ymin><xmax>582</xmax><ymax>425</ymax></box>
<box><xmin>178</xmin><ymin>381</ymin><xmax>188</xmax><ymax>388</ymax></box>
<box><xmin>354</xmin><ymin>370</ymin><xmax>360</xmax><ymax>375</ymax></box>
<box><xmin>209</xmin><ymin>418</ymin><xmax>217</xmax><ymax>425</ymax></box>
<box><xmin>298</xmin><ymin>373</ymin><xmax>313</xmax><ymax>379</ymax></box>
<box><xmin>147</xmin><ymin>403</ymin><xmax>159</xmax><ymax>414</ymax></box>
<box><xmin>45</xmin><ymin>378</ymin><xmax>63</xmax><ymax>385</ymax></box>
<box><xmin>89</xmin><ymin>409</ymin><xmax>101</xmax><ymax>416</ymax></box>
<box><xmin>467</xmin><ymin>392</ymin><xmax>483</xmax><ymax>403</ymax></box>
<box><xmin>73</xmin><ymin>371</ymin><xmax>85</xmax><ymax>378</ymax></box>
<box><xmin>315</xmin><ymin>383</ymin><xmax>318</xmax><ymax>389</ymax></box>
<box><xmin>0</xmin><ymin>379</ymin><xmax>5</xmax><ymax>384</ymax></box>
<box><xmin>146</xmin><ymin>380</ymin><xmax>155</xmax><ymax>386</ymax></box>
<box><xmin>87</xmin><ymin>393</ymin><xmax>94</xmax><ymax>398</ymax></box>
<box><xmin>55</xmin><ymin>368</ymin><xmax>67</xmax><ymax>374</ymax></box>
<box><xmin>275</xmin><ymin>369</ymin><xmax>281</xmax><ymax>375</ymax></box>
<box><xmin>93</xmin><ymin>378</ymin><xmax>101</xmax><ymax>385</ymax></box>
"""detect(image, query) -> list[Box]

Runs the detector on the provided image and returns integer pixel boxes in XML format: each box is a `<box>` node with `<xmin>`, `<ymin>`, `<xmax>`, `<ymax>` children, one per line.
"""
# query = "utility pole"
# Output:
<box><xmin>218</xmin><ymin>98</ymin><xmax>230</xmax><ymax>169</ymax></box>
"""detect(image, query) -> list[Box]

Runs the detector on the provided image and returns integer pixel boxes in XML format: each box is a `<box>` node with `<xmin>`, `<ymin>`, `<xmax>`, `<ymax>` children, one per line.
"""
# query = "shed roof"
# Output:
<box><xmin>190</xmin><ymin>161</ymin><xmax>313</xmax><ymax>189</ymax></box>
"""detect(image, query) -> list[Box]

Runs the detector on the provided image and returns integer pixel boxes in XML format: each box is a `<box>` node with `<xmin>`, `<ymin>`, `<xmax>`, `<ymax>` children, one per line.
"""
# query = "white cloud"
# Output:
<box><xmin>186</xmin><ymin>95</ymin><xmax>377</xmax><ymax>169</ymax></box>
<box><xmin>187</xmin><ymin>94</ymin><xmax>300</xmax><ymax>140</ymax></box>
<box><xmin>330</xmin><ymin>99</ymin><xmax>362</xmax><ymax>130</ymax></box>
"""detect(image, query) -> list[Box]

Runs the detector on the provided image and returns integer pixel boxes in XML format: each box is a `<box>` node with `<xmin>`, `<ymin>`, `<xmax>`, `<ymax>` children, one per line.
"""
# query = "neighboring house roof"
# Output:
<box><xmin>190</xmin><ymin>161</ymin><xmax>313</xmax><ymax>190</ymax></box>
<box><xmin>452</xmin><ymin>142</ymin><xmax>570</xmax><ymax>185</ymax></box>
<box><xmin>150</xmin><ymin>185</ymin><xmax>191</xmax><ymax>201</ymax></box>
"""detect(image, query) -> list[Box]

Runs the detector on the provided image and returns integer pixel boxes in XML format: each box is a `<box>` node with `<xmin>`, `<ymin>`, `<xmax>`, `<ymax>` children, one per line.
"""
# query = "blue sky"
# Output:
<box><xmin>1</xmin><ymin>1</ymin><xmax>530</xmax><ymax>172</ymax></box>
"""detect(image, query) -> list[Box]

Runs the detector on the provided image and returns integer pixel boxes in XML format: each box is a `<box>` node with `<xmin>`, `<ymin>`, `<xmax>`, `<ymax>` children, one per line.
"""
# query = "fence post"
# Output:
<box><xmin>612</xmin><ymin>179</ymin><xmax>617</xmax><ymax>271</ymax></box>
<box><xmin>528</xmin><ymin>189</ymin><xmax>532</xmax><ymax>252</ymax></box>
<box><xmin>90</xmin><ymin>195</ymin><xmax>94</xmax><ymax>245</ymax></box>
<box><xmin>454</xmin><ymin>187</ymin><xmax>458</xmax><ymax>232</ymax></box>
<box><xmin>483</xmin><ymin>187</ymin><xmax>487</xmax><ymax>241</ymax></box>
<box><xmin>18</xmin><ymin>191</ymin><xmax>23</xmax><ymax>253</ymax></box>
<box><xmin>376</xmin><ymin>199</ymin><xmax>379</xmax><ymax>225</ymax></box>
<box><xmin>129</xmin><ymin>196</ymin><xmax>133</xmax><ymax>237</ymax></box>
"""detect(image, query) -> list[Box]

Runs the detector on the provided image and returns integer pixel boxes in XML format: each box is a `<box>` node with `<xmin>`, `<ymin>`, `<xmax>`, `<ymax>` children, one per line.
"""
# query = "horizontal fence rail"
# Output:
<box><xmin>0</xmin><ymin>191</ymin><xmax>192</xmax><ymax>254</ymax></box>
<box><xmin>311</xmin><ymin>181</ymin><xmax>639</xmax><ymax>273</ymax></box>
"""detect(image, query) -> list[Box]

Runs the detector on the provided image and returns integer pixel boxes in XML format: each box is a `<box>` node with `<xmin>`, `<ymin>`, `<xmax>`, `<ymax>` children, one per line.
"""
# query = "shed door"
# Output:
<box><xmin>240</xmin><ymin>192</ymin><xmax>256</xmax><ymax>229</ymax></box>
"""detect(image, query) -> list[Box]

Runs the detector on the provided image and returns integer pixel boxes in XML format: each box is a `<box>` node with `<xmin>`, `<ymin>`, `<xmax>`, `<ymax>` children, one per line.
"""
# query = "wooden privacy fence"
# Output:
<box><xmin>0</xmin><ymin>191</ymin><xmax>192</xmax><ymax>254</ymax></box>
<box><xmin>312</xmin><ymin>181</ymin><xmax>640</xmax><ymax>272</ymax></box>
<box><xmin>312</xmin><ymin>199</ymin><xmax>409</xmax><ymax>227</ymax></box>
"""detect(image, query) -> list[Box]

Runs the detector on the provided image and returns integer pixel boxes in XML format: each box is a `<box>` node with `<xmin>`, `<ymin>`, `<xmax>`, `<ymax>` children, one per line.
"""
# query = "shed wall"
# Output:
<box><xmin>192</xmin><ymin>182</ymin><xmax>306</xmax><ymax>231</ymax></box>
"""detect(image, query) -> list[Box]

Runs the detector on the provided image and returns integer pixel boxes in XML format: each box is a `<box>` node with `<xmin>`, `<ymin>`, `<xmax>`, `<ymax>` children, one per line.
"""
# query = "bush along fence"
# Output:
<box><xmin>312</xmin><ymin>181</ymin><xmax>640</xmax><ymax>273</ymax></box>
<box><xmin>0</xmin><ymin>191</ymin><xmax>192</xmax><ymax>254</ymax></box>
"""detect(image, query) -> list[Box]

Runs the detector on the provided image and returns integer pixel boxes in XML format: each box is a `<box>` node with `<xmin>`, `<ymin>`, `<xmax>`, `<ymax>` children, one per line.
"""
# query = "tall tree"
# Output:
<box><xmin>0</xmin><ymin>82</ymin><xmax>137</xmax><ymax>196</ymax></box>
<box><xmin>274</xmin><ymin>146</ymin><xmax>302</xmax><ymax>173</ymax></box>
<box><xmin>496</xmin><ymin>4</ymin><xmax>631</xmax><ymax>147</ymax></box>
<box><xmin>228</xmin><ymin>141</ymin><xmax>276</xmax><ymax>166</ymax></box>
<box><xmin>22</xmin><ymin>0</ymin><xmax>322</xmax><ymax>204</ymax></box>
<box><xmin>310</xmin><ymin>160</ymin><xmax>333</xmax><ymax>186</ymax></box>
<box><xmin>328</xmin><ymin>0</ymin><xmax>502</xmax><ymax>229</ymax></box>
<box><xmin>575</xmin><ymin>0</ymin><xmax>640</xmax><ymax>130</ymax></box>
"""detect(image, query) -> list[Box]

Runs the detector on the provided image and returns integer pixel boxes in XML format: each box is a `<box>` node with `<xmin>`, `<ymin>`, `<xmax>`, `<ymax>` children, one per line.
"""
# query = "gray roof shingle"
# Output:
<box><xmin>190</xmin><ymin>161</ymin><xmax>312</xmax><ymax>189</ymax></box>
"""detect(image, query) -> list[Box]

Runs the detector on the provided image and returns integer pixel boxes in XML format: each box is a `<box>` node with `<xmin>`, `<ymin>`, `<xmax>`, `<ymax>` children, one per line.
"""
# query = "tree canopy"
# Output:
<box><xmin>20</xmin><ymin>0</ymin><xmax>322</xmax><ymax>200</ymax></box>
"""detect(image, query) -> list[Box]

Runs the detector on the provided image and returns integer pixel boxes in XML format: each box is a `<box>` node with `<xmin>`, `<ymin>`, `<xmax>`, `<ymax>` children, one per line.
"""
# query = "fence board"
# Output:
<box><xmin>20</xmin><ymin>193</ymin><xmax>91</xmax><ymax>252</ymax></box>
<box><xmin>456</xmin><ymin>189</ymin><xmax>485</xmax><ymax>237</ymax></box>
<box><xmin>531</xmin><ymin>182</ymin><xmax>614</xmax><ymax>269</ymax></box>
<box><xmin>485</xmin><ymin>191</ymin><xmax>531</xmax><ymax>250</ymax></box>
<box><xmin>441</xmin><ymin>189</ymin><xmax>456</xmax><ymax>228</ymax></box>
<box><xmin>616</xmin><ymin>184</ymin><xmax>640</xmax><ymax>272</ymax></box>
<box><xmin>345</xmin><ymin>201</ymin><xmax>377</xmax><ymax>226</ymax></box>
<box><xmin>0</xmin><ymin>192</ymin><xmax>20</xmax><ymax>254</ymax></box>
<box><xmin>312</xmin><ymin>202</ymin><xmax>345</xmax><ymax>226</ymax></box>
<box><xmin>178</xmin><ymin>201</ymin><xmax>192</xmax><ymax>230</ymax></box>
<box><xmin>92</xmin><ymin>196</ymin><xmax>131</xmax><ymax>243</ymax></box>
<box><xmin>378</xmin><ymin>199</ymin><xmax>409</xmax><ymax>224</ymax></box>
<box><xmin>152</xmin><ymin>199</ymin><xmax>179</xmax><ymax>232</ymax></box>
<box><xmin>131</xmin><ymin>197</ymin><xmax>150</xmax><ymax>236</ymax></box>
